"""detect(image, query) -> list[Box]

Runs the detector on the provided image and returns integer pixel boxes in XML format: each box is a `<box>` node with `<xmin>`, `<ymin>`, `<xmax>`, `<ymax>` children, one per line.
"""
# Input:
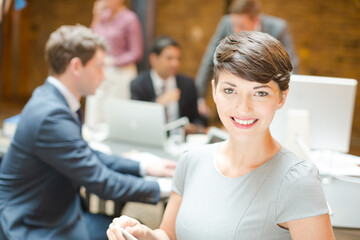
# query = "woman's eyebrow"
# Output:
<box><xmin>221</xmin><ymin>81</ymin><xmax>237</xmax><ymax>87</ymax></box>
<box><xmin>253</xmin><ymin>85</ymin><xmax>272</xmax><ymax>90</ymax></box>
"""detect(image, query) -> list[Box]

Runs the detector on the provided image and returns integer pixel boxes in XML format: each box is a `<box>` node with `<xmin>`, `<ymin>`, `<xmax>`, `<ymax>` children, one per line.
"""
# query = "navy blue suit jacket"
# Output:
<box><xmin>130</xmin><ymin>71</ymin><xmax>203</xmax><ymax>125</ymax></box>
<box><xmin>0</xmin><ymin>80</ymin><xmax>160</xmax><ymax>239</ymax></box>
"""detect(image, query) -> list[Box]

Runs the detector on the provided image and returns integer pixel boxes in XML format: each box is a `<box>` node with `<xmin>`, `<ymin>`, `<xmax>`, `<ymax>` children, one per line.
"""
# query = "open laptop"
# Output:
<box><xmin>104</xmin><ymin>99</ymin><xmax>167</xmax><ymax>147</ymax></box>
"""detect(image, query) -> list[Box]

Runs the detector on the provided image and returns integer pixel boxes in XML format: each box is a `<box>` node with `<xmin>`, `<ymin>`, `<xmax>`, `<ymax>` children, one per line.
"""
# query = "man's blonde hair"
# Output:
<box><xmin>45</xmin><ymin>25</ymin><xmax>107</xmax><ymax>75</ymax></box>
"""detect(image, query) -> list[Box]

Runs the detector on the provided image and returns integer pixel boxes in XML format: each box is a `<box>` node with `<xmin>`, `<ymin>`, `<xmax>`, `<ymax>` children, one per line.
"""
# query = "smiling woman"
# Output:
<box><xmin>107</xmin><ymin>31</ymin><xmax>335</xmax><ymax>240</ymax></box>
<box><xmin>211</xmin><ymin>31</ymin><xmax>290</xmax><ymax>144</ymax></box>
<box><xmin>212</xmin><ymin>72</ymin><xmax>286</xmax><ymax>141</ymax></box>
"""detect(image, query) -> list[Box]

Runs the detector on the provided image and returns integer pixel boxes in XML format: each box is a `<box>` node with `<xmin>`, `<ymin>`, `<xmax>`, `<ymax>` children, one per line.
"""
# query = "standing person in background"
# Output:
<box><xmin>196</xmin><ymin>0</ymin><xmax>299</xmax><ymax>118</ymax></box>
<box><xmin>86</xmin><ymin>0</ymin><xmax>143</xmax><ymax>128</ymax></box>
<box><xmin>107</xmin><ymin>31</ymin><xmax>334</xmax><ymax>240</ymax></box>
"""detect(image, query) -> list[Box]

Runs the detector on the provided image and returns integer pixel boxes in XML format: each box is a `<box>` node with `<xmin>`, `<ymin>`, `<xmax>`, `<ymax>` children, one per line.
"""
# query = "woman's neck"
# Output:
<box><xmin>216</xmin><ymin>130</ymin><xmax>281</xmax><ymax>177</ymax></box>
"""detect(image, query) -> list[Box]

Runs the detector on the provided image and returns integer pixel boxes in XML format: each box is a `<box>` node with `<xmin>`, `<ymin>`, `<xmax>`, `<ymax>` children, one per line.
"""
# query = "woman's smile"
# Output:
<box><xmin>230</xmin><ymin>116</ymin><xmax>258</xmax><ymax>129</ymax></box>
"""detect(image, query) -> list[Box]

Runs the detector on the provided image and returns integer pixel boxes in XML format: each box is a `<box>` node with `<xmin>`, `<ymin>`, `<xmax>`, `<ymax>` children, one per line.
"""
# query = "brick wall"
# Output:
<box><xmin>23</xmin><ymin>0</ymin><xmax>94</xmax><ymax>93</ymax></box>
<box><xmin>1</xmin><ymin>0</ymin><xmax>94</xmax><ymax>99</ymax></box>
<box><xmin>154</xmin><ymin>0</ymin><xmax>226</xmax><ymax>77</ymax></box>
<box><xmin>262</xmin><ymin>0</ymin><xmax>360</xmax><ymax>78</ymax></box>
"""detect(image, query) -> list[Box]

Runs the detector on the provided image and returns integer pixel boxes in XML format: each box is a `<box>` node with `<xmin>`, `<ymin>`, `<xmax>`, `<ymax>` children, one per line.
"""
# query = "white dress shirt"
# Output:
<box><xmin>47</xmin><ymin>76</ymin><xmax>80</xmax><ymax>116</ymax></box>
<box><xmin>150</xmin><ymin>69</ymin><xmax>179</xmax><ymax>123</ymax></box>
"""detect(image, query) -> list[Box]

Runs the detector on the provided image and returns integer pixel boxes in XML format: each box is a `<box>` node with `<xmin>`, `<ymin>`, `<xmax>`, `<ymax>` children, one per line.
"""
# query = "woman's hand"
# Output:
<box><xmin>107</xmin><ymin>215</ymin><xmax>148</xmax><ymax>240</ymax></box>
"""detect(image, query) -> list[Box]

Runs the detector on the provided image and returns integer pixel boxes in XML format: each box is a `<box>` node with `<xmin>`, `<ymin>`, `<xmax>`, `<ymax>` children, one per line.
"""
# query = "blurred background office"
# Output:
<box><xmin>2</xmin><ymin>0</ymin><xmax>360</xmax><ymax>132</ymax></box>
<box><xmin>0</xmin><ymin>0</ymin><xmax>360</xmax><ymax>236</ymax></box>
<box><xmin>1</xmin><ymin>1</ymin><xmax>360</xmax><ymax>148</ymax></box>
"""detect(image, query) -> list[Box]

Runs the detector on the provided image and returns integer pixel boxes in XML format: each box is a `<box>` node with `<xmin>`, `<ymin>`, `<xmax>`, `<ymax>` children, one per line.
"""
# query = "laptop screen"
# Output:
<box><xmin>104</xmin><ymin>99</ymin><xmax>167</xmax><ymax>147</ymax></box>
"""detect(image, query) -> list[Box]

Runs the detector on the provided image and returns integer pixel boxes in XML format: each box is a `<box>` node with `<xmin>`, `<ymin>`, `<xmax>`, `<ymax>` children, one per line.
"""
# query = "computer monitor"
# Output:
<box><xmin>270</xmin><ymin>74</ymin><xmax>357</xmax><ymax>153</ymax></box>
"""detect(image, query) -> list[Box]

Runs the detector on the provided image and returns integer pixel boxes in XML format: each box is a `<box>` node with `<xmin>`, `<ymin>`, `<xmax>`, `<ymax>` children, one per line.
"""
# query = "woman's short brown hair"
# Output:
<box><xmin>213</xmin><ymin>31</ymin><xmax>293</xmax><ymax>91</ymax></box>
<box><xmin>45</xmin><ymin>25</ymin><xmax>107</xmax><ymax>75</ymax></box>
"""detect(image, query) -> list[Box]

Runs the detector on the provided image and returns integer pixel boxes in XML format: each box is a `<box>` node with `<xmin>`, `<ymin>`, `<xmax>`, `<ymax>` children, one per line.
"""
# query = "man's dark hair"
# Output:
<box><xmin>150</xmin><ymin>36</ymin><xmax>180</xmax><ymax>55</ymax></box>
<box><xmin>213</xmin><ymin>31</ymin><xmax>293</xmax><ymax>91</ymax></box>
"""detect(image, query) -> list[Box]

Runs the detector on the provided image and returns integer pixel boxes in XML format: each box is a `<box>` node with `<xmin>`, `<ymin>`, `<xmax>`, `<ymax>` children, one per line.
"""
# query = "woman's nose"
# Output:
<box><xmin>236</xmin><ymin>95</ymin><xmax>253</xmax><ymax>114</ymax></box>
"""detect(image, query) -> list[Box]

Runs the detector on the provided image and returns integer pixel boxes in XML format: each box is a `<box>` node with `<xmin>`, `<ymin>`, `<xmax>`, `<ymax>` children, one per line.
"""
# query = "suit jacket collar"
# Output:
<box><xmin>46</xmin><ymin>76</ymin><xmax>80</xmax><ymax>113</ymax></box>
<box><xmin>44</xmin><ymin>80</ymin><xmax>69</xmax><ymax>108</ymax></box>
<box><xmin>43</xmin><ymin>80</ymin><xmax>82</xmax><ymax>126</ymax></box>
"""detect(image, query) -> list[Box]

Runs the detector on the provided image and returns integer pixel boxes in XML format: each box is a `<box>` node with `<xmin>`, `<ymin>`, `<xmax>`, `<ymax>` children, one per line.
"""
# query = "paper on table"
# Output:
<box><xmin>310</xmin><ymin>150</ymin><xmax>360</xmax><ymax>177</ymax></box>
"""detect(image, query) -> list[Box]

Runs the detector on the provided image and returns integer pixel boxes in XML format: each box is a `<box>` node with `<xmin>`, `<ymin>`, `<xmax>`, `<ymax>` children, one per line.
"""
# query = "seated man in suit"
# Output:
<box><xmin>131</xmin><ymin>36</ymin><xmax>205</xmax><ymax>134</ymax></box>
<box><xmin>0</xmin><ymin>25</ymin><xmax>176</xmax><ymax>240</ymax></box>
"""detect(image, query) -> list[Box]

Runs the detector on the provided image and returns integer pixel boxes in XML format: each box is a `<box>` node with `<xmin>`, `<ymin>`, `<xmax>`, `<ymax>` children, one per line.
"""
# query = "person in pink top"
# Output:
<box><xmin>91</xmin><ymin>0</ymin><xmax>143</xmax><ymax>68</ymax></box>
<box><xmin>86</xmin><ymin>0</ymin><xmax>143</xmax><ymax>128</ymax></box>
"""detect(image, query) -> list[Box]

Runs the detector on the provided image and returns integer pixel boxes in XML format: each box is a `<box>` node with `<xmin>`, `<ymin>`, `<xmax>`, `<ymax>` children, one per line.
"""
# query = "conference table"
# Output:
<box><xmin>0</xmin><ymin>127</ymin><xmax>198</xmax><ymax>228</ymax></box>
<box><xmin>82</xmin><ymin>132</ymin><xmax>202</xmax><ymax>220</ymax></box>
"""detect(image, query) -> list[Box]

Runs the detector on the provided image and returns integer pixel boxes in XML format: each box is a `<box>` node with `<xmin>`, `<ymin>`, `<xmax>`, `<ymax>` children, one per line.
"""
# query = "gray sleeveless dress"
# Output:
<box><xmin>172</xmin><ymin>143</ymin><xmax>329</xmax><ymax>240</ymax></box>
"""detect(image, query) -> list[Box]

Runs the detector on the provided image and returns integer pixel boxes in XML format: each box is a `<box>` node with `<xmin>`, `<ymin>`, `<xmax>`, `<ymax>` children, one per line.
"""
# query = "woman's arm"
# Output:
<box><xmin>280</xmin><ymin>214</ymin><xmax>335</xmax><ymax>240</ymax></box>
<box><xmin>159</xmin><ymin>191</ymin><xmax>183</xmax><ymax>240</ymax></box>
<box><xmin>107</xmin><ymin>191</ymin><xmax>183</xmax><ymax>240</ymax></box>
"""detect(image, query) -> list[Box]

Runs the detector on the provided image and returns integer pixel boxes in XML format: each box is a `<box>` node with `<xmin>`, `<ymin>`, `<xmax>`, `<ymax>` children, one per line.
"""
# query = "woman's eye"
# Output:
<box><xmin>224</xmin><ymin>88</ymin><xmax>234</xmax><ymax>94</ymax></box>
<box><xmin>255</xmin><ymin>91</ymin><xmax>268</xmax><ymax>97</ymax></box>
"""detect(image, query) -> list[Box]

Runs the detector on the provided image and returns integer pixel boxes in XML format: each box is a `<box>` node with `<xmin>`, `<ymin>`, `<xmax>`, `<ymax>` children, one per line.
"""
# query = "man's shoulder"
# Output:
<box><xmin>261</xmin><ymin>14</ymin><xmax>287</xmax><ymax>24</ymax></box>
<box><xmin>13</xmin><ymin>83</ymin><xmax>72</xmax><ymax>143</ymax></box>
<box><xmin>30</xmin><ymin>83</ymin><xmax>65</xmax><ymax>106</ymax></box>
<box><xmin>22</xmin><ymin>83</ymin><xmax>69</xmax><ymax>120</ymax></box>
<box><xmin>221</xmin><ymin>14</ymin><xmax>232</xmax><ymax>23</ymax></box>
<box><xmin>132</xmin><ymin>71</ymin><xmax>151</xmax><ymax>83</ymax></box>
<box><xmin>175</xmin><ymin>74</ymin><xmax>196</xmax><ymax>92</ymax></box>
<box><xmin>176</xmin><ymin>74</ymin><xmax>195</xmax><ymax>82</ymax></box>
<box><xmin>260</xmin><ymin>14</ymin><xmax>287</xmax><ymax>31</ymax></box>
